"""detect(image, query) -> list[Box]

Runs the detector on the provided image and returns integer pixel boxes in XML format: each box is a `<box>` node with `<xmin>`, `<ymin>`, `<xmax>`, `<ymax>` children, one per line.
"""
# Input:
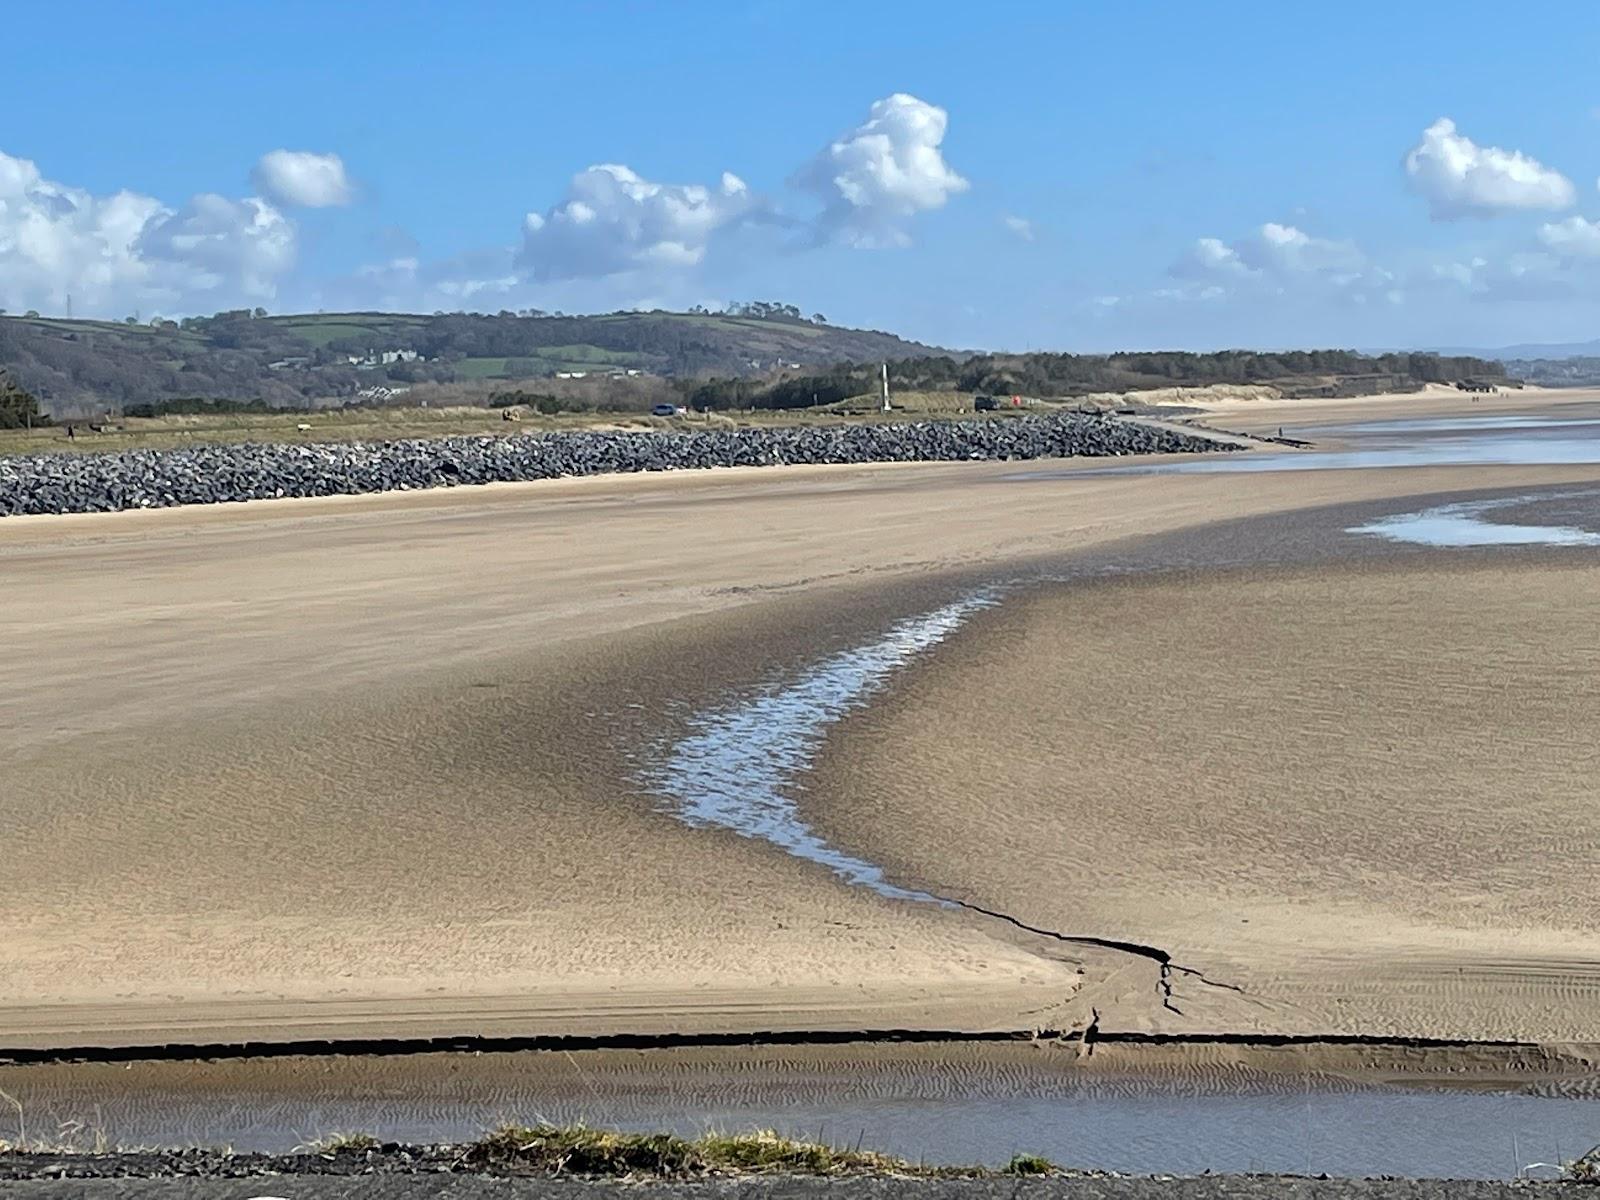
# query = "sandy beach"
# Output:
<box><xmin>6</xmin><ymin>387</ymin><xmax>1600</xmax><ymax>1056</ymax></box>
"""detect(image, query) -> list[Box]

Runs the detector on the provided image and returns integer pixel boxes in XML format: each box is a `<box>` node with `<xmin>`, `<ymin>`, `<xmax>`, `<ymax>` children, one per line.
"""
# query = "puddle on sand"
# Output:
<box><xmin>1351</xmin><ymin>493</ymin><xmax>1600</xmax><ymax>548</ymax></box>
<box><xmin>643</xmin><ymin>589</ymin><xmax>1001</xmax><ymax>899</ymax></box>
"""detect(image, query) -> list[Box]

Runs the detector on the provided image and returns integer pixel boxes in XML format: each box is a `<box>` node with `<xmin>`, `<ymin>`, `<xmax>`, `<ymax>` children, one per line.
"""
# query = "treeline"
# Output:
<box><xmin>683</xmin><ymin>372</ymin><xmax>861</xmax><ymax>411</ymax></box>
<box><xmin>682</xmin><ymin>349</ymin><xmax>1506</xmax><ymax>411</ymax></box>
<box><xmin>887</xmin><ymin>349</ymin><xmax>1506</xmax><ymax>398</ymax></box>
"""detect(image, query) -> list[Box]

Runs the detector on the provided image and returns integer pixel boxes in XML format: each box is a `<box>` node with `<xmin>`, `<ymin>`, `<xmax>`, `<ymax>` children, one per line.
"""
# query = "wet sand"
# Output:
<box><xmin>809</xmin><ymin>552</ymin><xmax>1600</xmax><ymax>1041</ymax></box>
<box><xmin>7</xmin><ymin>390</ymin><xmax>1600</xmax><ymax>1059</ymax></box>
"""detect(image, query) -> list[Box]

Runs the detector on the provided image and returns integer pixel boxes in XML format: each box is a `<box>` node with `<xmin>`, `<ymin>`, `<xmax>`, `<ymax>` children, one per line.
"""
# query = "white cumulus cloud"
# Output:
<box><xmin>798</xmin><ymin>93</ymin><xmax>968</xmax><ymax>247</ymax></box>
<box><xmin>517</xmin><ymin>164</ymin><xmax>756</xmax><ymax>280</ymax></box>
<box><xmin>0</xmin><ymin>148</ymin><xmax>296</xmax><ymax>315</ymax></box>
<box><xmin>1403</xmin><ymin>118</ymin><xmax>1574</xmax><ymax>219</ymax></box>
<box><xmin>1537</xmin><ymin>215</ymin><xmax>1600</xmax><ymax>258</ymax></box>
<box><xmin>251</xmin><ymin>150</ymin><xmax>353</xmax><ymax>208</ymax></box>
<box><xmin>137</xmin><ymin>194</ymin><xmax>296</xmax><ymax>296</ymax></box>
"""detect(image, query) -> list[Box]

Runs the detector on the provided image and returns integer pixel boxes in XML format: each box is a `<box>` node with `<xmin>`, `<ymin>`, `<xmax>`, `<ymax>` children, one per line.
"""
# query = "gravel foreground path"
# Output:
<box><xmin>0</xmin><ymin>413</ymin><xmax>1233</xmax><ymax>516</ymax></box>
<box><xmin>0</xmin><ymin>1174</ymin><xmax>1579</xmax><ymax>1198</ymax></box>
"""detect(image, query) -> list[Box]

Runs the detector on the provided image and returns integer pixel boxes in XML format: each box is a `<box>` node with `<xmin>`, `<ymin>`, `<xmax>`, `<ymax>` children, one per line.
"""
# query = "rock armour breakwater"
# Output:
<box><xmin>0</xmin><ymin>414</ymin><xmax>1234</xmax><ymax>516</ymax></box>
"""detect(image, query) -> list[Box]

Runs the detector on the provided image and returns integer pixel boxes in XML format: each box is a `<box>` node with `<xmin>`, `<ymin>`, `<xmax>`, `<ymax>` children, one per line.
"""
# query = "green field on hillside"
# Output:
<box><xmin>267</xmin><ymin>314</ymin><xmax>429</xmax><ymax>347</ymax></box>
<box><xmin>454</xmin><ymin>357</ymin><xmax>517</xmax><ymax>379</ymax></box>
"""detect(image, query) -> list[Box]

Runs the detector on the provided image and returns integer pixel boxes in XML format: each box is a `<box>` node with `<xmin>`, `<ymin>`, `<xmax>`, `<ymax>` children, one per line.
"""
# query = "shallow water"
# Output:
<box><xmin>642</xmin><ymin>589</ymin><xmax>1001</xmax><ymax>899</ymax></box>
<box><xmin>1331</xmin><ymin>414</ymin><xmax>1600</xmax><ymax>435</ymax></box>
<box><xmin>1024</xmin><ymin>407</ymin><xmax>1600</xmax><ymax>475</ymax></box>
<box><xmin>1351</xmin><ymin>491</ymin><xmax>1600</xmax><ymax>548</ymax></box>
<box><xmin>6</xmin><ymin>1068</ymin><xmax>1595</xmax><ymax>1179</ymax></box>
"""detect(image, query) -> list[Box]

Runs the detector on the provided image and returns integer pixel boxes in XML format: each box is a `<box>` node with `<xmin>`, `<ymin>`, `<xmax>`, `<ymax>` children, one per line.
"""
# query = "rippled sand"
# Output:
<box><xmin>7</xmin><ymin>394</ymin><xmax>1600</xmax><ymax>1051</ymax></box>
<box><xmin>809</xmin><ymin>553</ymin><xmax>1600</xmax><ymax>1040</ymax></box>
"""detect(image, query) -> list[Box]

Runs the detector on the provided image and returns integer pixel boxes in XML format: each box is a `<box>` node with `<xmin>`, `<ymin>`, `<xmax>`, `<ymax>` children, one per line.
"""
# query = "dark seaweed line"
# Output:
<box><xmin>0</xmin><ymin>1026</ymin><xmax>1544</xmax><ymax>1069</ymax></box>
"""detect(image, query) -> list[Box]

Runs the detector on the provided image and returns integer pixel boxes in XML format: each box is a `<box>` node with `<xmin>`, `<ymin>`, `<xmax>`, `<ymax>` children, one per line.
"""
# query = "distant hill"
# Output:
<box><xmin>1497</xmin><ymin>356</ymin><xmax>1600</xmax><ymax>386</ymax></box>
<box><xmin>0</xmin><ymin>307</ymin><xmax>949</xmax><ymax>417</ymax></box>
<box><xmin>1423</xmin><ymin>339</ymin><xmax>1600</xmax><ymax>361</ymax></box>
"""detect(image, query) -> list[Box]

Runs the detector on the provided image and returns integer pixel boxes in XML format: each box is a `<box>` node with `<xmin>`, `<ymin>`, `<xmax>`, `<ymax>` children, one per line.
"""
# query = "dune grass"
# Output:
<box><xmin>462</xmin><ymin>1126</ymin><xmax>914</xmax><ymax>1177</ymax></box>
<box><xmin>304</xmin><ymin>1131</ymin><xmax>381</xmax><ymax>1154</ymax></box>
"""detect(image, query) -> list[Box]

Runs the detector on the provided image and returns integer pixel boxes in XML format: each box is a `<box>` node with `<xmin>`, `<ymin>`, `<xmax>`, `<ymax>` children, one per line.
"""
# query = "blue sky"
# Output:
<box><xmin>7</xmin><ymin>0</ymin><xmax>1600</xmax><ymax>351</ymax></box>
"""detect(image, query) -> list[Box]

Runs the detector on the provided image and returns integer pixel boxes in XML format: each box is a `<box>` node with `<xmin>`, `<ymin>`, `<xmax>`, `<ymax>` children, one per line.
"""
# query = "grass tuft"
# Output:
<box><xmin>697</xmin><ymin>1129</ymin><xmax>907</xmax><ymax>1175</ymax></box>
<box><xmin>1566</xmin><ymin>1144</ymin><xmax>1600</xmax><ymax>1182</ymax></box>
<box><xmin>461</xmin><ymin>1125</ymin><xmax>918</xmax><ymax>1178</ymax></box>
<box><xmin>306</xmin><ymin>1131</ymin><xmax>381</xmax><ymax>1154</ymax></box>
<box><xmin>1004</xmin><ymin>1153</ymin><xmax>1057</xmax><ymax>1176</ymax></box>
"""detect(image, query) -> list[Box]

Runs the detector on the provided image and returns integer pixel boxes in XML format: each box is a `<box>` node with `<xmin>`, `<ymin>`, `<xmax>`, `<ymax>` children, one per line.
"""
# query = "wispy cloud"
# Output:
<box><xmin>1001</xmin><ymin>214</ymin><xmax>1035</xmax><ymax>241</ymax></box>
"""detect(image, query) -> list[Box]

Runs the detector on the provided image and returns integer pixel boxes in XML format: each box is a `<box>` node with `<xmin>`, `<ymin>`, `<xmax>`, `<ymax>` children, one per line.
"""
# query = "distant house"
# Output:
<box><xmin>346</xmin><ymin>348</ymin><xmax>422</xmax><ymax>368</ymax></box>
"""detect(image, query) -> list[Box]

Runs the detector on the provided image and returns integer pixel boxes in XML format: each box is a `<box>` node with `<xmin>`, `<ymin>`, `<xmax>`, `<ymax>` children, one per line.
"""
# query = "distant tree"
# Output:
<box><xmin>0</xmin><ymin>369</ymin><xmax>48</xmax><ymax>428</ymax></box>
<box><xmin>252</xmin><ymin>307</ymin><xmax>267</xmax><ymax>319</ymax></box>
<box><xmin>23</xmin><ymin>310</ymin><xmax>39</xmax><ymax>318</ymax></box>
<box><xmin>811</xmin><ymin>312</ymin><xmax>827</xmax><ymax>324</ymax></box>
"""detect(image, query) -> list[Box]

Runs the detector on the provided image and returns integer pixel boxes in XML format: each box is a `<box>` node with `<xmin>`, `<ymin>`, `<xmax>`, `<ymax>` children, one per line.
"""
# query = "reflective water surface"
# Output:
<box><xmin>1351</xmin><ymin>491</ymin><xmax>1600</xmax><ymax>547</ymax></box>
<box><xmin>642</xmin><ymin>590</ymin><xmax>1000</xmax><ymax>899</ymax></box>
<box><xmin>1022</xmin><ymin>405</ymin><xmax>1600</xmax><ymax>475</ymax></box>
<box><xmin>5</xmin><ymin>1063</ymin><xmax>1596</xmax><ymax>1180</ymax></box>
